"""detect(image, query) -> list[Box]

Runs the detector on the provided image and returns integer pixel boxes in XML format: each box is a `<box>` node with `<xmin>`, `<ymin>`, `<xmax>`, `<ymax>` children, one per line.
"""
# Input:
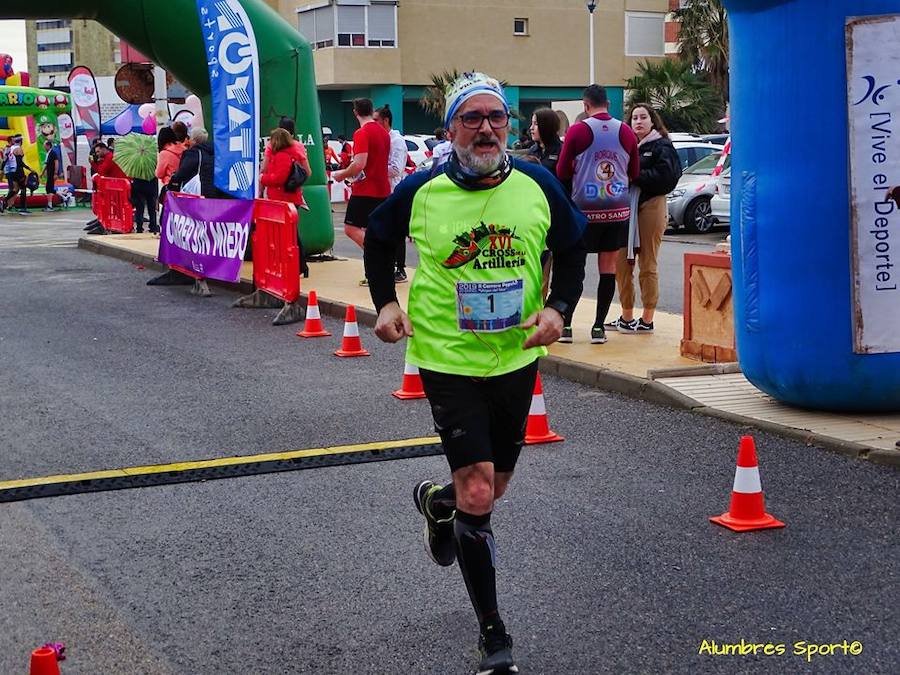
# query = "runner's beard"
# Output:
<box><xmin>454</xmin><ymin>135</ymin><xmax>506</xmax><ymax>175</ymax></box>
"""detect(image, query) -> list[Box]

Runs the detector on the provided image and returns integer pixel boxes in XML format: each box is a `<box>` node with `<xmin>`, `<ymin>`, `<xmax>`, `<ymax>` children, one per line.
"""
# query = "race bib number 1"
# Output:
<box><xmin>457</xmin><ymin>279</ymin><xmax>524</xmax><ymax>332</ymax></box>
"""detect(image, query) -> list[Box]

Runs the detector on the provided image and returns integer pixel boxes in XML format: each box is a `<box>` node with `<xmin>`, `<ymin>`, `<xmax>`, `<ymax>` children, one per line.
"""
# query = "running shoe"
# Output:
<box><xmin>590</xmin><ymin>325</ymin><xmax>607</xmax><ymax>344</ymax></box>
<box><xmin>605</xmin><ymin>316</ymin><xmax>636</xmax><ymax>331</ymax></box>
<box><xmin>394</xmin><ymin>269</ymin><xmax>408</xmax><ymax>283</ymax></box>
<box><xmin>557</xmin><ymin>326</ymin><xmax>573</xmax><ymax>344</ymax></box>
<box><xmin>618</xmin><ymin>318</ymin><xmax>653</xmax><ymax>334</ymax></box>
<box><xmin>615</xmin><ymin>318</ymin><xmax>639</xmax><ymax>333</ymax></box>
<box><xmin>477</xmin><ymin>624</ymin><xmax>518</xmax><ymax>675</ymax></box>
<box><xmin>412</xmin><ymin>480</ymin><xmax>456</xmax><ymax>567</ymax></box>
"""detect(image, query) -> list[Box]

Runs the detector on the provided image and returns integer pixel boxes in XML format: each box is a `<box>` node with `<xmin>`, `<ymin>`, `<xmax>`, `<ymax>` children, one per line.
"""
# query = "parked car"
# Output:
<box><xmin>667</xmin><ymin>151</ymin><xmax>731</xmax><ymax>233</ymax></box>
<box><xmin>710</xmin><ymin>167</ymin><xmax>731</xmax><ymax>226</ymax></box>
<box><xmin>671</xmin><ymin>140</ymin><xmax>723</xmax><ymax>172</ymax></box>
<box><xmin>701</xmin><ymin>133</ymin><xmax>730</xmax><ymax>146</ymax></box>
<box><xmin>403</xmin><ymin>134</ymin><xmax>433</xmax><ymax>166</ymax></box>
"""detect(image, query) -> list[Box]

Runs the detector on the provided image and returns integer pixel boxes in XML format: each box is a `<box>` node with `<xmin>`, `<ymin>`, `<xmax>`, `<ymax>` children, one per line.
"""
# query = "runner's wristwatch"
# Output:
<box><xmin>544</xmin><ymin>299</ymin><xmax>569</xmax><ymax>317</ymax></box>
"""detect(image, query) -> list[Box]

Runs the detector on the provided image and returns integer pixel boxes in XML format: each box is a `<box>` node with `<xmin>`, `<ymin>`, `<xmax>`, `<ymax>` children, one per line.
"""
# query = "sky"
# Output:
<box><xmin>0</xmin><ymin>20</ymin><xmax>28</xmax><ymax>73</ymax></box>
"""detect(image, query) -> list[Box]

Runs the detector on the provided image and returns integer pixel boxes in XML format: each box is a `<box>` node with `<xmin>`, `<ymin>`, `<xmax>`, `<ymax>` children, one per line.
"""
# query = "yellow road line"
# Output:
<box><xmin>0</xmin><ymin>436</ymin><xmax>441</xmax><ymax>491</ymax></box>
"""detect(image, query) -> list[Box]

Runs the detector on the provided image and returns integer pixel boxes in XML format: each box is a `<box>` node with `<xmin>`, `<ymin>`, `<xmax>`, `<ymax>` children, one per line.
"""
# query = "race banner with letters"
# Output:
<box><xmin>196</xmin><ymin>0</ymin><xmax>260</xmax><ymax>200</ymax></box>
<box><xmin>846</xmin><ymin>15</ymin><xmax>900</xmax><ymax>353</ymax></box>
<box><xmin>158</xmin><ymin>194</ymin><xmax>253</xmax><ymax>283</ymax></box>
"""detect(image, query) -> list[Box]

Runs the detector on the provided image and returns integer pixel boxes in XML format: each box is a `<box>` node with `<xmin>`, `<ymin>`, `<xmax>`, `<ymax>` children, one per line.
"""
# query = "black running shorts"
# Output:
<box><xmin>419</xmin><ymin>360</ymin><xmax>539</xmax><ymax>473</ymax></box>
<box><xmin>582</xmin><ymin>219</ymin><xmax>628</xmax><ymax>252</ymax></box>
<box><xmin>344</xmin><ymin>195</ymin><xmax>385</xmax><ymax>229</ymax></box>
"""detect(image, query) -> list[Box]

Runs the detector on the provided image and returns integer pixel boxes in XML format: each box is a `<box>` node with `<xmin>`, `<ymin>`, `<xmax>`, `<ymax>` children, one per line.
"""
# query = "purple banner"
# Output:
<box><xmin>158</xmin><ymin>195</ymin><xmax>253</xmax><ymax>283</ymax></box>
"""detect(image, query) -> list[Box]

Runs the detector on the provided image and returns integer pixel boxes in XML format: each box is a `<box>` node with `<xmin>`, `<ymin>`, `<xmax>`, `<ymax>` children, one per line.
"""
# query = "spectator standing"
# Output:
<box><xmin>374</xmin><ymin>103</ymin><xmax>410</xmax><ymax>282</ymax></box>
<box><xmin>2</xmin><ymin>137</ymin><xmax>34</xmax><ymax>214</ymax></box>
<box><xmin>431</xmin><ymin>126</ymin><xmax>452</xmax><ymax>168</ymax></box>
<box><xmin>260</xmin><ymin>127</ymin><xmax>310</xmax><ymax>208</ymax></box>
<box><xmin>262</xmin><ymin>116</ymin><xmax>311</xmax><ymax>202</ymax></box>
<box><xmin>527</xmin><ymin>108</ymin><xmax>564</xmax><ymax>300</ymax></box>
<box><xmin>332</xmin><ymin>98</ymin><xmax>391</xmax><ymax>284</ymax></box>
<box><xmin>322</xmin><ymin>127</ymin><xmax>340</xmax><ymax>171</ymax></box>
<box><xmin>527</xmin><ymin>108</ymin><xmax>562</xmax><ymax>175</ymax></box>
<box><xmin>170</xmin><ymin>128</ymin><xmax>225</xmax><ymax>199</ymax></box>
<box><xmin>171</xmin><ymin>121</ymin><xmax>189</xmax><ymax>147</ymax></box>
<box><xmin>91</xmin><ymin>142</ymin><xmax>128</xmax><ymax>180</ymax></box>
<box><xmin>336</xmin><ymin>134</ymin><xmax>352</xmax><ymax>169</ymax></box>
<box><xmin>155</xmin><ymin>127</ymin><xmax>185</xmax><ymax>186</ymax></box>
<box><xmin>41</xmin><ymin>141</ymin><xmax>62</xmax><ymax>212</ymax></box>
<box><xmin>610</xmin><ymin>102</ymin><xmax>681</xmax><ymax>334</ymax></box>
<box><xmin>556</xmin><ymin>85</ymin><xmax>640</xmax><ymax>344</ymax></box>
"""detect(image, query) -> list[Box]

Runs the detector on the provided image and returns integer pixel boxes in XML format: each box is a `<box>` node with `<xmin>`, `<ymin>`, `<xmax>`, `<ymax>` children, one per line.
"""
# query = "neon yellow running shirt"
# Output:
<box><xmin>368</xmin><ymin>158</ymin><xmax>586</xmax><ymax>378</ymax></box>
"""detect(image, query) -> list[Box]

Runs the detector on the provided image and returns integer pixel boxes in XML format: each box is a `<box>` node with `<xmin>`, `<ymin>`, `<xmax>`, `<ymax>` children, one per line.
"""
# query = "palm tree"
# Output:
<box><xmin>419</xmin><ymin>70</ymin><xmax>519</xmax><ymax>126</ymax></box>
<box><xmin>674</xmin><ymin>0</ymin><xmax>729</xmax><ymax>102</ymax></box>
<box><xmin>625</xmin><ymin>59</ymin><xmax>723</xmax><ymax>132</ymax></box>
<box><xmin>419</xmin><ymin>69</ymin><xmax>465</xmax><ymax>121</ymax></box>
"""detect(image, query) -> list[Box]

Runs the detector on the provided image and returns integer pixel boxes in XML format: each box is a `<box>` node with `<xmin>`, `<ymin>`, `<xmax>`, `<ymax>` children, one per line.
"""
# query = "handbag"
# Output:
<box><xmin>283</xmin><ymin>160</ymin><xmax>308</xmax><ymax>192</ymax></box>
<box><xmin>181</xmin><ymin>150</ymin><xmax>203</xmax><ymax>195</ymax></box>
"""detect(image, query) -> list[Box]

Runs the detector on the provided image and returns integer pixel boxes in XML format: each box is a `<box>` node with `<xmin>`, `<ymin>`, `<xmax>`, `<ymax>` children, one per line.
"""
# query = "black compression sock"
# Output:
<box><xmin>430</xmin><ymin>483</ymin><xmax>456</xmax><ymax>520</ymax></box>
<box><xmin>455</xmin><ymin>510</ymin><xmax>501</xmax><ymax>629</ymax></box>
<box><xmin>595</xmin><ymin>273</ymin><xmax>616</xmax><ymax>327</ymax></box>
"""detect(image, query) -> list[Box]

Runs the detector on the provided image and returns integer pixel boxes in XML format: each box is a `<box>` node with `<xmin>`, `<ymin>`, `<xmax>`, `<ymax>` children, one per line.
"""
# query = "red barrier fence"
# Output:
<box><xmin>252</xmin><ymin>198</ymin><xmax>300</xmax><ymax>303</ymax></box>
<box><xmin>93</xmin><ymin>177</ymin><xmax>134</xmax><ymax>234</ymax></box>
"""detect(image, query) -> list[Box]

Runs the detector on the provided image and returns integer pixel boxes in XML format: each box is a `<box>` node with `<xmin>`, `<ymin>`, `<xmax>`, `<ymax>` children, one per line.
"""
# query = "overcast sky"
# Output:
<box><xmin>0</xmin><ymin>20</ymin><xmax>28</xmax><ymax>74</ymax></box>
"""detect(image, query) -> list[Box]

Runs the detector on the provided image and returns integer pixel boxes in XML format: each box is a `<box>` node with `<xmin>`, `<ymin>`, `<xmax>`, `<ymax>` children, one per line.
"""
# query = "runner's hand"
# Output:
<box><xmin>375</xmin><ymin>301</ymin><xmax>413</xmax><ymax>343</ymax></box>
<box><xmin>521</xmin><ymin>307</ymin><xmax>564</xmax><ymax>349</ymax></box>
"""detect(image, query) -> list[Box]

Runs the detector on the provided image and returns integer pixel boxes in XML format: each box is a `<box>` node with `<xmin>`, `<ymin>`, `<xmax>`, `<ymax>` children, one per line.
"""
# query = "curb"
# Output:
<box><xmin>80</xmin><ymin>238</ymin><xmax>900</xmax><ymax>470</ymax></box>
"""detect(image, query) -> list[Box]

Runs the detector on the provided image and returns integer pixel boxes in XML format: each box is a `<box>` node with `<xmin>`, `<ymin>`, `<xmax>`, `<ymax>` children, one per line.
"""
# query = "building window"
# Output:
<box><xmin>37</xmin><ymin>42</ymin><xmax>73</xmax><ymax>52</ymax></box>
<box><xmin>298</xmin><ymin>1</ymin><xmax>397</xmax><ymax>50</ymax></box>
<box><xmin>298</xmin><ymin>4</ymin><xmax>335</xmax><ymax>49</ymax></box>
<box><xmin>513</xmin><ymin>18</ymin><xmax>528</xmax><ymax>36</ymax></box>
<box><xmin>35</xmin><ymin>19</ymin><xmax>71</xmax><ymax>30</ymax></box>
<box><xmin>625</xmin><ymin>11</ymin><xmax>665</xmax><ymax>56</ymax></box>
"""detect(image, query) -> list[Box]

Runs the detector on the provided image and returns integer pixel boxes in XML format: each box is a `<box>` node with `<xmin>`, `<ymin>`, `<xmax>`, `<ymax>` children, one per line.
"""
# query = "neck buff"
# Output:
<box><xmin>445</xmin><ymin>150</ymin><xmax>512</xmax><ymax>191</ymax></box>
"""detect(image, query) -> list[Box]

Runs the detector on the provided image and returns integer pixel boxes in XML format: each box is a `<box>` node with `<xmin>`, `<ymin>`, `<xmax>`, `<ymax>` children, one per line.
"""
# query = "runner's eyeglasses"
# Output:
<box><xmin>456</xmin><ymin>110</ymin><xmax>510</xmax><ymax>130</ymax></box>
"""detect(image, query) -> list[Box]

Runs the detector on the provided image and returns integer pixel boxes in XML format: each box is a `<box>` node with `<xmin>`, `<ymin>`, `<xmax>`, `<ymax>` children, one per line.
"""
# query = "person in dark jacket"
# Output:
<box><xmin>169</xmin><ymin>128</ymin><xmax>228</xmax><ymax>199</ymax></box>
<box><xmin>526</xmin><ymin>108</ymin><xmax>562</xmax><ymax>175</ymax></box>
<box><xmin>610</xmin><ymin>102</ymin><xmax>682</xmax><ymax>334</ymax></box>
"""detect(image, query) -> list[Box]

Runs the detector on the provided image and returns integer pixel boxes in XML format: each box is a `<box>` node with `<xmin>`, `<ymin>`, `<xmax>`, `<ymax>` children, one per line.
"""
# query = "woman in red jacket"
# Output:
<box><xmin>260</xmin><ymin>125</ymin><xmax>311</xmax><ymax>208</ymax></box>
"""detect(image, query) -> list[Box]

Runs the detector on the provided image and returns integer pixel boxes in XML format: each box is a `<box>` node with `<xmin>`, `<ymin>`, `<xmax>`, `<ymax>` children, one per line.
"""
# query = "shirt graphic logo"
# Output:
<box><xmin>442</xmin><ymin>221</ymin><xmax>525</xmax><ymax>270</ymax></box>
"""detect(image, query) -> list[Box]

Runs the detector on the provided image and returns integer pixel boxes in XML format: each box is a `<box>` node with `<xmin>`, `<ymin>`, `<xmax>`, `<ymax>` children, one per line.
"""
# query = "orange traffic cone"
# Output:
<box><xmin>710</xmin><ymin>436</ymin><xmax>785</xmax><ymax>532</ymax></box>
<box><xmin>30</xmin><ymin>647</ymin><xmax>60</xmax><ymax>675</ymax></box>
<box><xmin>334</xmin><ymin>305</ymin><xmax>370</xmax><ymax>357</ymax></box>
<box><xmin>393</xmin><ymin>362</ymin><xmax>426</xmax><ymax>400</ymax></box>
<box><xmin>297</xmin><ymin>290</ymin><xmax>331</xmax><ymax>338</ymax></box>
<box><xmin>524</xmin><ymin>373</ymin><xmax>564</xmax><ymax>444</ymax></box>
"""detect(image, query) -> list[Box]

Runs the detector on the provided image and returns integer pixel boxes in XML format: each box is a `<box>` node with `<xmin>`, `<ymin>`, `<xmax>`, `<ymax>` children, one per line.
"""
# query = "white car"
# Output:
<box><xmin>670</xmin><ymin>140</ymin><xmax>722</xmax><ymax>172</ymax></box>
<box><xmin>710</xmin><ymin>167</ymin><xmax>731</xmax><ymax>225</ymax></box>
<box><xmin>667</xmin><ymin>151</ymin><xmax>730</xmax><ymax>233</ymax></box>
<box><xmin>403</xmin><ymin>134</ymin><xmax>433</xmax><ymax>166</ymax></box>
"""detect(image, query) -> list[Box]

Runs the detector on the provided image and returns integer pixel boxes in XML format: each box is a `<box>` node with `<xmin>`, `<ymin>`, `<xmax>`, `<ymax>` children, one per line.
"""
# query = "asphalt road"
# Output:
<box><xmin>328</xmin><ymin>204</ymin><xmax>727</xmax><ymax>316</ymax></box>
<box><xmin>0</xmin><ymin>211</ymin><xmax>897</xmax><ymax>674</ymax></box>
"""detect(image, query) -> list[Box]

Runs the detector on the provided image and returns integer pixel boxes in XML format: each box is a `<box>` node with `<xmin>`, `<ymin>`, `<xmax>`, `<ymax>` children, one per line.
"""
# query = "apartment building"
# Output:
<box><xmin>277</xmin><ymin>0</ymin><xmax>670</xmax><ymax>135</ymax></box>
<box><xmin>26</xmin><ymin>19</ymin><xmax>121</xmax><ymax>89</ymax></box>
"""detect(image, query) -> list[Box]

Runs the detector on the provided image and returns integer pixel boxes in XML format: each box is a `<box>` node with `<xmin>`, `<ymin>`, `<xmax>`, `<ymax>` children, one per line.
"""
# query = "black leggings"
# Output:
<box><xmin>4</xmin><ymin>174</ymin><xmax>26</xmax><ymax>209</ymax></box>
<box><xmin>131</xmin><ymin>178</ymin><xmax>159</xmax><ymax>231</ymax></box>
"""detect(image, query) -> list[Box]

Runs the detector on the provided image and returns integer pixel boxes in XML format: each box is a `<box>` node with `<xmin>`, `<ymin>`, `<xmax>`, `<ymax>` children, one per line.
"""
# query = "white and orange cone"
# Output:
<box><xmin>392</xmin><ymin>362</ymin><xmax>426</xmax><ymax>400</ymax></box>
<box><xmin>334</xmin><ymin>305</ymin><xmax>370</xmax><ymax>357</ymax></box>
<box><xmin>524</xmin><ymin>373</ymin><xmax>564</xmax><ymax>444</ymax></box>
<box><xmin>297</xmin><ymin>290</ymin><xmax>331</xmax><ymax>338</ymax></box>
<box><xmin>710</xmin><ymin>436</ymin><xmax>785</xmax><ymax>532</ymax></box>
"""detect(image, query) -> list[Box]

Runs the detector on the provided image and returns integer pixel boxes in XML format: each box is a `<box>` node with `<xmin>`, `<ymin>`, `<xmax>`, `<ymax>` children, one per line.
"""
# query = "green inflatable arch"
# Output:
<box><xmin>0</xmin><ymin>1</ymin><xmax>333</xmax><ymax>253</ymax></box>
